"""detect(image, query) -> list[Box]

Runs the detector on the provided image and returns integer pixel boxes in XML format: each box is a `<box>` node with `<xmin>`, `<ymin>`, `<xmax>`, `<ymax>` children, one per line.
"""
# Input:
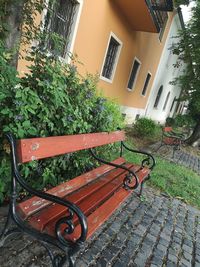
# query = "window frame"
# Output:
<box><xmin>153</xmin><ymin>85</ymin><xmax>163</xmax><ymax>109</ymax></box>
<box><xmin>163</xmin><ymin>91</ymin><xmax>171</xmax><ymax>111</ymax></box>
<box><xmin>170</xmin><ymin>97</ymin><xmax>176</xmax><ymax>112</ymax></box>
<box><xmin>100</xmin><ymin>32</ymin><xmax>122</xmax><ymax>83</ymax></box>
<box><xmin>159</xmin><ymin>13</ymin><xmax>168</xmax><ymax>41</ymax></box>
<box><xmin>127</xmin><ymin>57</ymin><xmax>141</xmax><ymax>91</ymax></box>
<box><xmin>141</xmin><ymin>72</ymin><xmax>152</xmax><ymax>96</ymax></box>
<box><xmin>41</xmin><ymin>0</ymin><xmax>83</xmax><ymax>61</ymax></box>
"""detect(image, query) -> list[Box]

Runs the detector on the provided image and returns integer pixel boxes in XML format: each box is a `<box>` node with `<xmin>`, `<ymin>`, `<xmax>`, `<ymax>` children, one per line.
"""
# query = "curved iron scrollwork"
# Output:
<box><xmin>55</xmin><ymin>210</ymin><xmax>76</xmax><ymax>246</ymax></box>
<box><xmin>121</xmin><ymin>142</ymin><xmax>156</xmax><ymax>170</ymax></box>
<box><xmin>6</xmin><ymin>133</ymin><xmax>88</xmax><ymax>247</ymax></box>
<box><xmin>123</xmin><ymin>173</ymin><xmax>138</xmax><ymax>190</ymax></box>
<box><xmin>89</xmin><ymin>148</ymin><xmax>139</xmax><ymax>190</ymax></box>
<box><xmin>141</xmin><ymin>157</ymin><xmax>151</xmax><ymax>168</ymax></box>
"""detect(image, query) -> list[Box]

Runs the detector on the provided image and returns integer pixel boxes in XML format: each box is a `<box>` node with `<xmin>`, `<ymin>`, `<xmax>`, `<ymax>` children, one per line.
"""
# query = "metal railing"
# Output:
<box><xmin>145</xmin><ymin>0</ymin><xmax>173</xmax><ymax>33</ymax></box>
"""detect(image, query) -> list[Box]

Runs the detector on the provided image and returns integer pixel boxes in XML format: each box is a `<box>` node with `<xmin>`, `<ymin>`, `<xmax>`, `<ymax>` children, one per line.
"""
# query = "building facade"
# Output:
<box><xmin>18</xmin><ymin>0</ymin><xmax>181</xmax><ymax>124</ymax></box>
<box><xmin>145</xmin><ymin>12</ymin><xmax>185</xmax><ymax>124</ymax></box>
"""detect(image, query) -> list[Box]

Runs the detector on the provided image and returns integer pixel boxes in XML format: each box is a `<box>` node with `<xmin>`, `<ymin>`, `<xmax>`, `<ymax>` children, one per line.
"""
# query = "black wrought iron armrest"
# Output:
<box><xmin>7</xmin><ymin>133</ymin><xmax>88</xmax><ymax>247</ymax></box>
<box><xmin>164</xmin><ymin>132</ymin><xmax>183</xmax><ymax>140</ymax></box>
<box><xmin>89</xmin><ymin>148</ymin><xmax>139</xmax><ymax>190</ymax></box>
<box><xmin>167</xmin><ymin>132</ymin><xmax>185</xmax><ymax>142</ymax></box>
<box><xmin>170</xmin><ymin>131</ymin><xmax>185</xmax><ymax>138</ymax></box>
<box><xmin>121</xmin><ymin>142</ymin><xmax>156</xmax><ymax>170</ymax></box>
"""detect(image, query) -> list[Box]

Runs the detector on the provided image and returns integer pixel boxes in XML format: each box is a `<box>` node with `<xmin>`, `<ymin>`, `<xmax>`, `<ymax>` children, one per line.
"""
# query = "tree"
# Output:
<box><xmin>172</xmin><ymin>0</ymin><xmax>200</xmax><ymax>146</ymax></box>
<box><xmin>0</xmin><ymin>0</ymin><xmax>44</xmax><ymax>67</ymax></box>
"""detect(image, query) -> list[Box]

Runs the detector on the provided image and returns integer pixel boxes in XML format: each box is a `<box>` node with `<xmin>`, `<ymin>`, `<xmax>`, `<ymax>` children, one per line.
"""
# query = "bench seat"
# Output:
<box><xmin>2</xmin><ymin>131</ymin><xmax>155</xmax><ymax>267</ymax></box>
<box><xmin>158</xmin><ymin>126</ymin><xmax>185</xmax><ymax>157</ymax></box>
<box><xmin>18</xmin><ymin>158</ymin><xmax>150</xmax><ymax>241</ymax></box>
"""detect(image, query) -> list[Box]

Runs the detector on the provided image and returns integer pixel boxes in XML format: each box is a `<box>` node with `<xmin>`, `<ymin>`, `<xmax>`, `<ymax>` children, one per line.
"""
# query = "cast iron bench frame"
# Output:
<box><xmin>158</xmin><ymin>126</ymin><xmax>185</xmax><ymax>157</ymax></box>
<box><xmin>0</xmin><ymin>131</ymin><xmax>155</xmax><ymax>267</ymax></box>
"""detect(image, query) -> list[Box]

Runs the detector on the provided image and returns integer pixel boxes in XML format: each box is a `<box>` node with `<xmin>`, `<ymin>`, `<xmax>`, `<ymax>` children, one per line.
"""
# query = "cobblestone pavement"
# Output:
<box><xmin>1</xmin><ymin>145</ymin><xmax>200</xmax><ymax>267</ymax></box>
<box><xmin>1</xmin><ymin>186</ymin><xmax>200</xmax><ymax>267</ymax></box>
<box><xmin>149</xmin><ymin>143</ymin><xmax>200</xmax><ymax>175</ymax></box>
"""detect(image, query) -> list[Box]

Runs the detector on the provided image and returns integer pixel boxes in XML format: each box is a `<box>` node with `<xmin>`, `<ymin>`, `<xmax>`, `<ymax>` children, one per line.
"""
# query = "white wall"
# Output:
<box><xmin>145</xmin><ymin>13</ymin><xmax>184</xmax><ymax>124</ymax></box>
<box><xmin>121</xmin><ymin>106</ymin><xmax>145</xmax><ymax>124</ymax></box>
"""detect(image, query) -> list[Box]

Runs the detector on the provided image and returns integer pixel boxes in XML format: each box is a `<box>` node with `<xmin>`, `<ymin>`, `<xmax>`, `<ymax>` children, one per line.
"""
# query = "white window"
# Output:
<box><xmin>170</xmin><ymin>97</ymin><xmax>176</xmax><ymax>112</ymax></box>
<box><xmin>127</xmin><ymin>58</ymin><xmax>141</xmax><ymax>91</ymax></box>
<box><xmin>163</xmin><ymin>91</ymin><xmax>170</xmax><ymax>111</ymax></box>
<box><xmin>154</xmin><ymin>85</ymin><xmax>163</xmax><ymax>109</ymax></box>
<box><xmin>43</xmin><ymin>0</ymin><xmax>83</xmax><ymax>58</ymax></box>
<box><xmin>100</xmin><ymin>33</ymin><xmax>122</xmax><ymax>83</ymax></box>
<box><xmin>141</xmin><ymin>72</ymin><xmax>151</xmax><ymax>96</ymax></box>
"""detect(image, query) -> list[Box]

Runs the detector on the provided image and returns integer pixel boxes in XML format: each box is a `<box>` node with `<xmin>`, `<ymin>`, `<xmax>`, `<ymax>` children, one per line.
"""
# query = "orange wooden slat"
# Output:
<box><xmin>17</xmin><ymin>157</ymin><xmax>126</xmax><ymax>218</ymax></box>
<box><xmin>58</xmin><ymin>187</ymin><xmax>131</xmax><ymax>242</ymax></box>
<box><xmin>27</xmin><ymin>165</ymin><xmax>150</xmax><ymax>237</ymax></box>
<box><xmin>17</xmin><ymin>131</ymin><xmax>125</xmax><ymax>163</ymax></box>
<box><xmin>72</xmin><ymin>168</ymin><xmax>150</xmax><ymax>241</ymax></box>
<box><xmin>164</xmin><ymin>127</ymin><xmax>173</xmax><ymax>132</ymax></box>
<box><xmin>27</xmin><ymin>164</ymin><xmax>133</xmax><ymax>231</ymax></box>
<box><xmin>85</xmin><ymin>188</ymin><xmax>131</xmax><ymax>239</ymax></box>
<box><xmin>163</xmin><ymin>137</ymin><xmax>181</xmax><ymax>145</ymax></box>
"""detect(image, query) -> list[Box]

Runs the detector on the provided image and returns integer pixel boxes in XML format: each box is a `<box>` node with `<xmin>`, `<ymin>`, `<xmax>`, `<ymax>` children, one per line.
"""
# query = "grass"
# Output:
<box><xmin>124</xmin><ymin>125</ymin><xmax>200</xmax><ymax>208</ymax></box>
<box><xmin>124</xmin><ymin>149</ymin><xmax>200</xmax><ymax>209</ymax></box>
<box><xmin>125</xmin><ymin>125</ymin><xmax>162</xmax><ymax>149</ymax></box>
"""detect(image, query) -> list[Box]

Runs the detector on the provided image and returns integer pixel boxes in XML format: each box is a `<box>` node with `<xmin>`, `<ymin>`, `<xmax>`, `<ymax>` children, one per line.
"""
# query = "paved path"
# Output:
<box><xmin>148</xmin><ymin>142</ymin><xmax>200</xmax><ymax>175</ymax></box>
<box><xmin>0</xmin><ymin>144</ymin><xmax>200</xmax><ymax>267</ymax></box>
<box><xmin>1</xmin><ymin>187</ymin><xmax>200</xmax><ymax>267</ymax></box>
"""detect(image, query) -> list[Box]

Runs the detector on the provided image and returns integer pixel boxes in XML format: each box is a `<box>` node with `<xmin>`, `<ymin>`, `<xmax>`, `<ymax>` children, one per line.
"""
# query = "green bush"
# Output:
<box><xmin>165</xmin><ymin>117</ymin><xmax>175</xmax><ymax>127</ymax></box>
<box><xmin>133</xmin><ymin>117</ymin><xmax>159</xmax><ymax>138</ymax></box>
<box><xmin>173</xmin><ymin>114</ymin><xmax>195</xmax><ymax>128</ymax></box>
<box><xmin>0</xmin><ymin>45</ymin><xmax>124</xmax><ymax>203</ymax></box>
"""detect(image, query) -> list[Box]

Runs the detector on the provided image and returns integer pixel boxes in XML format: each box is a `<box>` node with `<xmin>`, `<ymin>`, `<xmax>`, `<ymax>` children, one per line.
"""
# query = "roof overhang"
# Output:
<box><xmin>112</xmin><ymin>0</ymin><xmax>174</xmax><ymax>33</ymax></box>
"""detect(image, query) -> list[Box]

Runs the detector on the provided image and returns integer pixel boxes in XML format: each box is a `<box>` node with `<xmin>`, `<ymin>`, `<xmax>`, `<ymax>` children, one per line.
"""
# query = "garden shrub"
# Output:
<box><xmin>0</xmin><ymin>45</ymin><xmax>124</xmax><ymax>203</ymax></box>
<box><xmin>173</xmin><ymin>114</ymin><xmax>195</xmax><ymax>128</ymax></box>
<box><xmin>133</xmin><ymin>117</ymin><xmax>159</xmax><ymax>138</ymax></box>
<box><xmin>165</xmin><ymin>117</ymin><xmax>175</xmax><ymax>127</ymax></box>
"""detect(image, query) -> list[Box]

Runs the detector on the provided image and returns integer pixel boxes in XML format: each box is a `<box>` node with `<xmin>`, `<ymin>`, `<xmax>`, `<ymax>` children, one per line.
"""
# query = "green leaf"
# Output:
<box><xmin>22</xmin><ymin>120</ymin><xmax>31</xmax><ymax>128</ymax></box>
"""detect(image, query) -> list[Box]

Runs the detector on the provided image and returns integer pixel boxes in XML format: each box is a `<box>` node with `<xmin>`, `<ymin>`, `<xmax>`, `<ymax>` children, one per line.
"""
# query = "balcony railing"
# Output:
<box><xmin>146</xmin><ymin>0</ymin><xmax>173</xmax><ymax>33</ymax></box>
<box><xmin>111</xmin><ymin>0</ymin><xmax>173</xmax><ymax>33</ymax></box>
<box><xmin>151</xmin><ymin>0</ymin><xmax>173</xmax><ymax>11</ymax></box>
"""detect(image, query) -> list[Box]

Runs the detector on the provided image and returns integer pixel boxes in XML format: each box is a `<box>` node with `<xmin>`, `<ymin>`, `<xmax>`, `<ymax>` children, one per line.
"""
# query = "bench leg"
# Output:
<box><xmin>137</xmin><ymin>175</ymin><xmax>150</xmax><ymax>197</ymax></box>
<box><xmin>0</xmin><ymin>206</ymin><xmax>21</xmax><ymax>247</ymax></box>
<box><xmin>68</xmin><ymin>253</ymin><xmax>75</xmax><ymax>267</ymax></box>
<box><xmin>42</xmin><ymin>241</ymin><xmax>80</xmax><ymax>267</ymax></box>
<box><xmin>172</xmin><ymin>144</ymin><xmax>180</xmax><ymax>158</ymax></box>
<box><xmin>68</xmin><ymin>244</ymin><xmax>80</xmax><ymax>267</ymax></box>
<box><xmin>41</xmin><ymin>242</ymin><xmax>68</xmax><ymax>267</ymax></box>
<box><xmin>137</xmin><ymin>180</ymin><xmax>144</xmax><ymax>197</ymax></box>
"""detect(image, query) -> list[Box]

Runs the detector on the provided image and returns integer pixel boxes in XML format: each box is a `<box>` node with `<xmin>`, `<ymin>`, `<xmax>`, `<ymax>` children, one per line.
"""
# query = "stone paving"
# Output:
<box><xmin>150</xmin><ymin>142</ymin><xmax>200</xmax><ymax>175</ymax></box>
<box><xmin>1</xmin><ymin>186</ymin><xmax>200</xmax><ymax>267</ymax></box>
<box><xmin>0</xmin><ymin>145</ymin><xmax>200</xmax><ymax>267</ymax></box>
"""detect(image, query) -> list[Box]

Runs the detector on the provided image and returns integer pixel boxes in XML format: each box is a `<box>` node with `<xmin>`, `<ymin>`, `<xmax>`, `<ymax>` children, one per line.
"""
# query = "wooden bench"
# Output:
<box><xmin>0</xmin><ymin>131</ymin><xmax>155</xmax><ymax>267</ymax></box>
<box><xmin>158</xmin><ymin>126</ymin><xmax>185</xmax><ymax>157</ymax></box>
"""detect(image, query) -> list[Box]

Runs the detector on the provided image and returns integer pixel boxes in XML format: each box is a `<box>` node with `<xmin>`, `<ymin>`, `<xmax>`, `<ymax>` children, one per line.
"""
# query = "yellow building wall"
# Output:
<box><xmin>17</xmin><ymin>0</ymin><xmax>174</xmax><ymax>112</ymax></box>
<box><xmin>73</xmin><ymin>0</ymin><xmax>174</xmax><ymax>110</ymax></box>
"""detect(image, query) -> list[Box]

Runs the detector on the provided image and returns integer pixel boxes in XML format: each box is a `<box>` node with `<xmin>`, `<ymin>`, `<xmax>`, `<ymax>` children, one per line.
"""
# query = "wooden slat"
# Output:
<box><xmin>56</xmin><ymin>187</ymin><xmax>131</xmax><ymax>242</ymax></box>
<box><xmin>26</xmin><ymin>165</ymin><xmax>150</xmax><ymax>236</ymax></box>
<box><xmin>27</xmin><ymin>164</ymin><xmax>133</xmax><ymax>231</ymax></box>
<box><xmin>164</xmin><ymin>127</ymin><xmax>173</xmax><ymax>132</ymax></box>
<box><xmin>17</xmin><ymin>157</ymin><xmax>126</xmax><ymax>218</ymax></box>
<box><xmin>82</xmin><ymin>188</ymin><xmax>131</xmax><ymax>240</ymax></box>
<box><xmin>17</xmin><ymin>131</ymin><xmax>125</xmax><ymax>163</ymax></box>
<box><xmin>163</xmin><ymin>137</ymin><xmax>180</xmax><ymax>145</ymax></box>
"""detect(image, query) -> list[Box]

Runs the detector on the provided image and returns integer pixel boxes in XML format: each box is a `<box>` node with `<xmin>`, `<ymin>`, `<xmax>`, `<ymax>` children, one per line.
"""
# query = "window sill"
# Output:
<box><xmin>100</xmin><ymin>76</ymin><xmax>113</xmax><ymax>84</ymax></box>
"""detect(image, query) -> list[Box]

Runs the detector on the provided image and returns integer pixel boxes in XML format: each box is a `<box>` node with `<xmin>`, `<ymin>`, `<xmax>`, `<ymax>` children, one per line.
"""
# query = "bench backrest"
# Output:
<box><xmin>17</xmin><ymin>131</ymin><xmax>125</xmax><ymax>163</ymax></box>
<box><xmin>163</xmin><ymin>127</ymin><xmax>173</xmax><ymax>132</ymax></box>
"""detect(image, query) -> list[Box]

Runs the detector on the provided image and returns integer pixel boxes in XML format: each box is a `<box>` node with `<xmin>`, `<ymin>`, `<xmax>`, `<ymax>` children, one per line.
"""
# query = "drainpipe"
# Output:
<box><xmin>177</xmin><ymin>6</ymin><xmax>185</xmax><ymax>30</ymax></box>
<box><xmin>176</xmin><ymin>6</ymin><xmax>193</xmax><ymax>116</ymax></box>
